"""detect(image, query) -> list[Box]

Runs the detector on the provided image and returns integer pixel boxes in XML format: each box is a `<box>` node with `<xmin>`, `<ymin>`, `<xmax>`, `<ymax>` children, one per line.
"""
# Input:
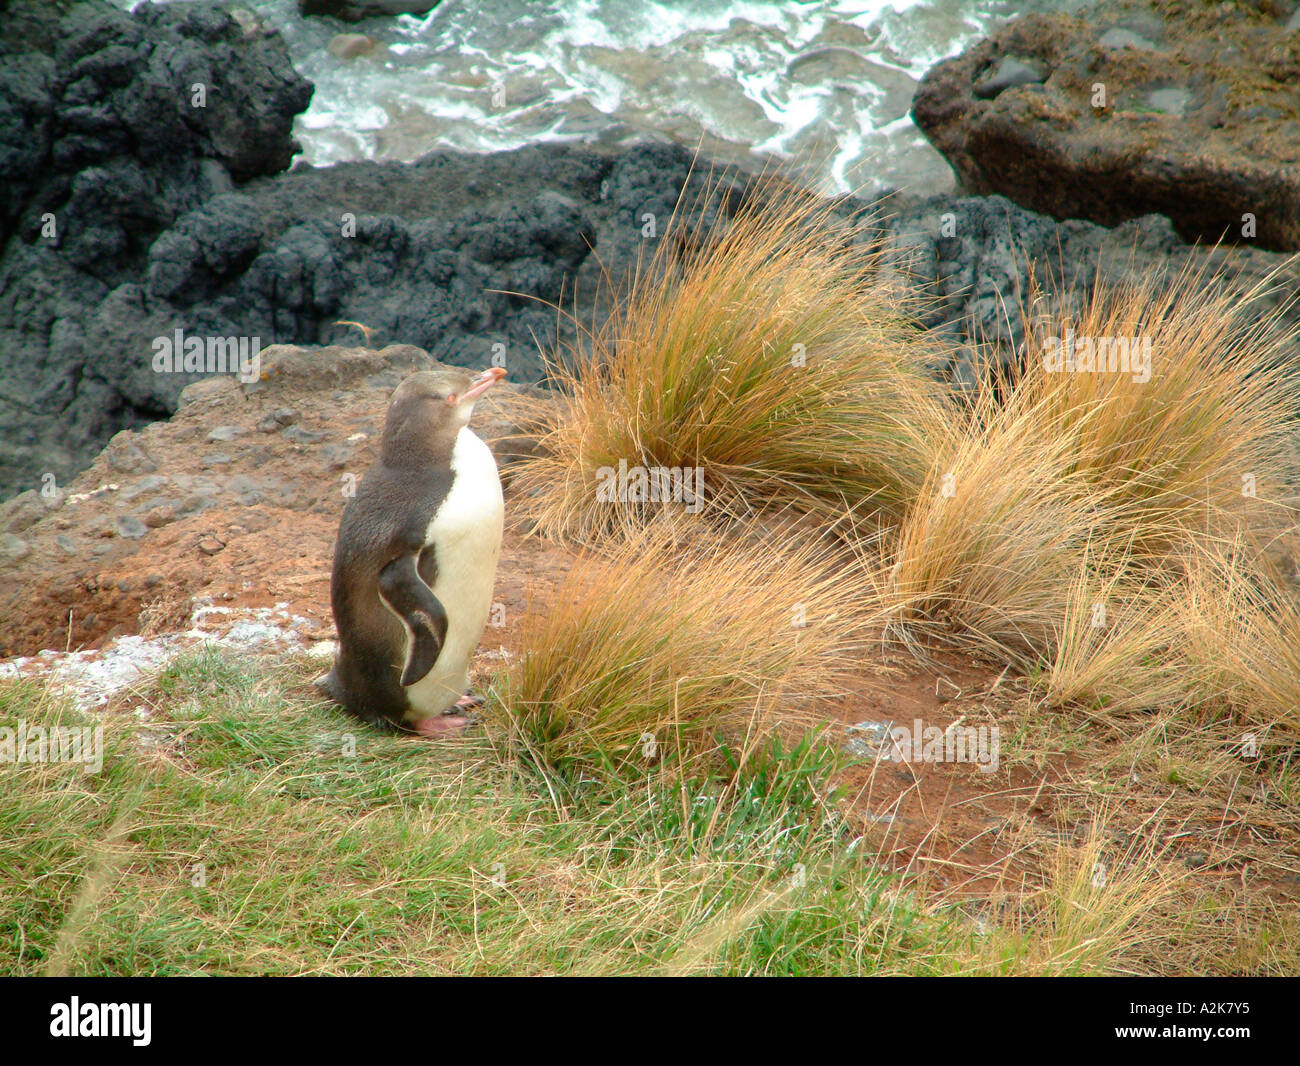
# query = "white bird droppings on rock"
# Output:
<box><xmin>1</xmin><ymin>601</ymin><xmax>321</xmax><ymax>712</ymax></box>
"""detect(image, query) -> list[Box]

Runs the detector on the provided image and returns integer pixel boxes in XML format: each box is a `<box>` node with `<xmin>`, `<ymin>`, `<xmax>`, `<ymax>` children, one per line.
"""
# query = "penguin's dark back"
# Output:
<box><xmin>329</xmin><ymin>456</ymin><xmax>457</xmax><ymax>727</ymax></box>
<box><xmin>335</xmin><ymin>459</ymin><xmax>455</xmax><ymax>569</ymax></box>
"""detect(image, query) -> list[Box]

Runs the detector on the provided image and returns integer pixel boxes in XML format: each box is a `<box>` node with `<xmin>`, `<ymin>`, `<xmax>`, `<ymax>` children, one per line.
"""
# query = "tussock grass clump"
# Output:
<box><xmin>885</xmin><ymin>382</ymin><xmax>1105</xmax><ymax>667</ymax></box>
<box><xmin>1030</xmin><ymin>533</ymin><xmax>1300</xmax><ymax>732</ymax></box>
<box><xmin>489</xmin><ymin>520</ymin><xmax>887</xmax><ymax>783</ymax></box>
<box><xmin>1175</xmin><ymin>535</ymin><xmax>1300</xmax><ymax>733</ymax></box>
<box><xmin>511</xmin><ymin>172</ymin><xmax>952</xmax><ymax>543</ymax></box>
<box><xmin>884</xmin><ymin>260</ymin><xmax>1300</xmax><ymax>696</ymax></box>
<box><xmin>1035</xmin><ymin>549</ymin><xmax>1188</xmax><ymax>716</ymax></box>
<box><xmin>1014</xmin><ymin>263</ymin><xmax>1299</xmax><ymax>558</ymax></box>
<box><xmin>970</xmin><ymin>815</ymin><xmax>1187</xmax><ymax>975</ymax></box>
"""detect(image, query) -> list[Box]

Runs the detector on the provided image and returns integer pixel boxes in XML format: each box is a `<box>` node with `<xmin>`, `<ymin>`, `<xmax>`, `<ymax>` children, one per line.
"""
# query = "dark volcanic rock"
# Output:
<box><xmin>58</xmin><ymin>138</ymin><xmax>702</xmax><ymax>457</ymax></box>
<box><xmin>2</xmin><ymin>0</ymin><xmax>1298</xmax><ymax>509</ymax></box>
<box><xmin>1</xmin><ymin>0</ymin><xmax>310</xmax><ymax>248</ymax></box>
<box><xmin>0</xmin><ymin>0</ymin><xmax>694</xmax><ymax>500</ymax></box>
<box><xmin>0</xmin><ymin>9</ymin><xmax>720</xmax><ymax>499</ymax></box>
<box><xmin>877</xmin><ymin>192</ymin><xmax>1299</xmax><ymax>387</ymax></box>
<box><xmin>298</xmin><ymin>1</ymin><xmax>440</xmax><ymax>20</ymax></box>
<box><xmin>912</xmin><ymin>1</ymin><xmax>1300</xmax><ymax>252</ymax></box>
<box><xmin>0</xmin><ymin>0</ymin><xmax>312</xmax><ymax>499</ymax></box>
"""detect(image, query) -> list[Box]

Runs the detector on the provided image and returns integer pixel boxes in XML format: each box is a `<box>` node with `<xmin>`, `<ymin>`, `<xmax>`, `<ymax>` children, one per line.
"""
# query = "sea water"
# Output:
<box><xmin>119</xmin><ymin>0</ymin><xmax>1077</xmax><ymax>194</ymax></box>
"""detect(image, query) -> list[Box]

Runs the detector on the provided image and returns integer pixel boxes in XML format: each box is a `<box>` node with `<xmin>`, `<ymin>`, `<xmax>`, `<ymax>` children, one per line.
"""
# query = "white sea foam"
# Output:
<box><xmin>120</xmin><ymin>0</ymin><xmax>1065</xmax><ymax>193</ymax></box>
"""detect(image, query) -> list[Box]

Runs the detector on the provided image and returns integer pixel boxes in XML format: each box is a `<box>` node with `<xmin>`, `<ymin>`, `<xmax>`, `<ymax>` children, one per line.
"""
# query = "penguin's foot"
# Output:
<box><xmin>313</xmin><ymin>669</ymin><xmax>342</xmax><ymax>704</ymax></box>
<box><xmin>412</xmin><ymin>714</ymin><xmax>470</xmax><ymax>738</ymax></box>
<box><xmin>454</xmin><ymin>691</ymin><xmax>486</xmax><ymax>711</ymax></box>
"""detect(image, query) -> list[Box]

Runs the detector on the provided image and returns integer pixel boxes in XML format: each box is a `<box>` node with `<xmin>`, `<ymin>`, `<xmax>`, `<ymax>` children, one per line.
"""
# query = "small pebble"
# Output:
<box><xmin>283</xmin><ymin>425</ymin><xmax>325</xmax><ymax>444</ymax></box>
<box><xmin>328</xmin><ymin>33</ymin><xmax>376</xmax><ymax>60</ymax></box>
<box><xmin>0</xmin><ymin>532</ymin><xmax>30</xmax><ymax>563</ymax></box>
<box><xmin>143</xmin><ymin>506</ymin><xmax>176</xmax><ymax>528</ymax></box>
<box><xmin>198</xmin><ymin>534</ymin><xmax>226</xmax><ymax>556</ymax></box>
<box><xmin>116</xmin><ymin>515</ymin><xmax>148</xmax><ymax>539</ymax></box>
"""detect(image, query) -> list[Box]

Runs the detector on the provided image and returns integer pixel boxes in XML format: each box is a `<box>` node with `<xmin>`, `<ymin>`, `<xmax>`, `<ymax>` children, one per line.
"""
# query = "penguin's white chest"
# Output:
<box><xmin>403</xmin><ymin>426</ymin><xmax>504</xmax><ymax>719</ymax></box>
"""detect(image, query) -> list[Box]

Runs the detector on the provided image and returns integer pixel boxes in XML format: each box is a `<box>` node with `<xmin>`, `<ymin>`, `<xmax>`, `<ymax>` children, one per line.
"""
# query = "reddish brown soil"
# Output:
<box><xmin>0</xmin><ymin>343</ymin><xmax>559</xmax><ymax>656</ymax></box>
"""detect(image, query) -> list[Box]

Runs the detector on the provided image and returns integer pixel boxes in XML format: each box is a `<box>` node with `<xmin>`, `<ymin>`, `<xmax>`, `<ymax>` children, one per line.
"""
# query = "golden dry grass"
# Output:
<box><xmin>509</xmin><ymin>171</ymin><xmax>953</xmax><ymax>542</ymax></box>
<box><xmin>969</xmin><ymin>813</ymin><xmax>1189</xmax><ymax>975</ymax></box>
<box><xmin>509</xmin><ymin>171</ymin><xmax>1300</xmax><ymax>741</ymax></box>
<box><xmin>1013</xmin><ymin>262</ymin><xmax>1298</xmax><ymax>559</ymax></box>
<box><xmin>884</xmin><ymin>379</ymin><xmax>1106</xmax><ymax>666</ymax></box>
<box><xmin>489</xmin><ymin>517</ymin><xmax>889</xmax><ymax>781</ymax></box>
<box><xmin>1034</xmin><ymin>547</ymin><xmax>1188</xmax><ymax>716</ymax></box>
<box><xmin>885</xmin><ymin>261</ymin><xmax>1300</xmax><ymax>718</ymax></box>
<box><xmin>1175</xmin><ymin>534</ymin><xmax>1300</xmax><ymax>733</ymax></box>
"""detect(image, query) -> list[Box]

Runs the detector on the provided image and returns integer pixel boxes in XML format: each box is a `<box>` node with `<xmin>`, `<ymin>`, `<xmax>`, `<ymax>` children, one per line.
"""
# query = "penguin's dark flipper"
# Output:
<box><xmin>378</xmin><ymin>553</ymin><xmax>448</xmax><ymax>688</ymax></box>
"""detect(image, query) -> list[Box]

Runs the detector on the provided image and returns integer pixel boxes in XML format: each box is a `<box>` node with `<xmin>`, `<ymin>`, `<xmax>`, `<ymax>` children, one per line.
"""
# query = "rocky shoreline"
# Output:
<box><xmin>912</xmin><ymin>0</ymin><xmax>1300</xmax><ymax>251</ymax></box>
<box><xmin>1</xmin><ymin>0</ymin><xmax>1297</xmax><ymax>504</ymax></box>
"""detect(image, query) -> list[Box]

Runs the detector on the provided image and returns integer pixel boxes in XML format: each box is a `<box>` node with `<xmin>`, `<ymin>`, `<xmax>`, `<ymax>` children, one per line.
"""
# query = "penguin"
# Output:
<box><xmin>320</xmin><ymin>365</ymin><xmax>507</xmax><ymax>737</ymax></box>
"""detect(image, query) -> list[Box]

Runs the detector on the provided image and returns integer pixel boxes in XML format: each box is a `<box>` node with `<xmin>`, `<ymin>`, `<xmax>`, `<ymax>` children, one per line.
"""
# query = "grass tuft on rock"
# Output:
<box><xmin>881</xmin><ymin>260</ymin><xmax>1300</xmax><ymax>734</ymax></box>
<box><xmin>510</xmin><ymin>172</ymin><xmax>952</xmax><ymax>542</ymax></box>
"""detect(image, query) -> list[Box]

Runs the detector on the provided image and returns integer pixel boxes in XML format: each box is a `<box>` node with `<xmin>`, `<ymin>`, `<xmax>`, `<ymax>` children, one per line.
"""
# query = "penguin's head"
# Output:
<box><xmin>382</xmin><ymin>367</ymin><xmax>508</xmax><ymax>465</ymax></box>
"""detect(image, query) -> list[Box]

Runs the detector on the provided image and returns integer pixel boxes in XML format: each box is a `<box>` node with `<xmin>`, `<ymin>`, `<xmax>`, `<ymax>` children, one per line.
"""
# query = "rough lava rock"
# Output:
<box><xmin>0</xmin><ymin>0</ymin><xmax>738</xmax><ymax>500</ymax></box>
<box><xmin>0</xmin><ymin>0</ymin><xmax>312</xmax><ymax>499</ymax></box>
<box><xmin>2</xmin><ymin>0</ymin><xmax>1298</xmax><ymax>506</ymax></box>
<box><xmin>911</xmin><ymin>0</ymin><xmax>1300</xmax><ymax>252</ymax></box>
<box><xmin>876</xmin><ymin>191</ymin><xmax>1299</xmax><ymax>387</ymax></box>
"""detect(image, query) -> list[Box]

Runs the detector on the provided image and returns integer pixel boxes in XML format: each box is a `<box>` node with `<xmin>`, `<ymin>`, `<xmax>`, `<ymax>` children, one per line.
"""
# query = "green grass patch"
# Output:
<box><xmin>1</xmin><ymin>647</ymin><xmax>991</xmax><ymax>976</ymax></box>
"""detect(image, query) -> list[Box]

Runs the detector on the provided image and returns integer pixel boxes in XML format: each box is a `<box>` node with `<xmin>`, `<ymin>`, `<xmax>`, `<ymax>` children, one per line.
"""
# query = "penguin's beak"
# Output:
<box><xmin>458</xmin><ymin>365</ymin><xmax>507</xmax><ymax>404</ymax></box>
